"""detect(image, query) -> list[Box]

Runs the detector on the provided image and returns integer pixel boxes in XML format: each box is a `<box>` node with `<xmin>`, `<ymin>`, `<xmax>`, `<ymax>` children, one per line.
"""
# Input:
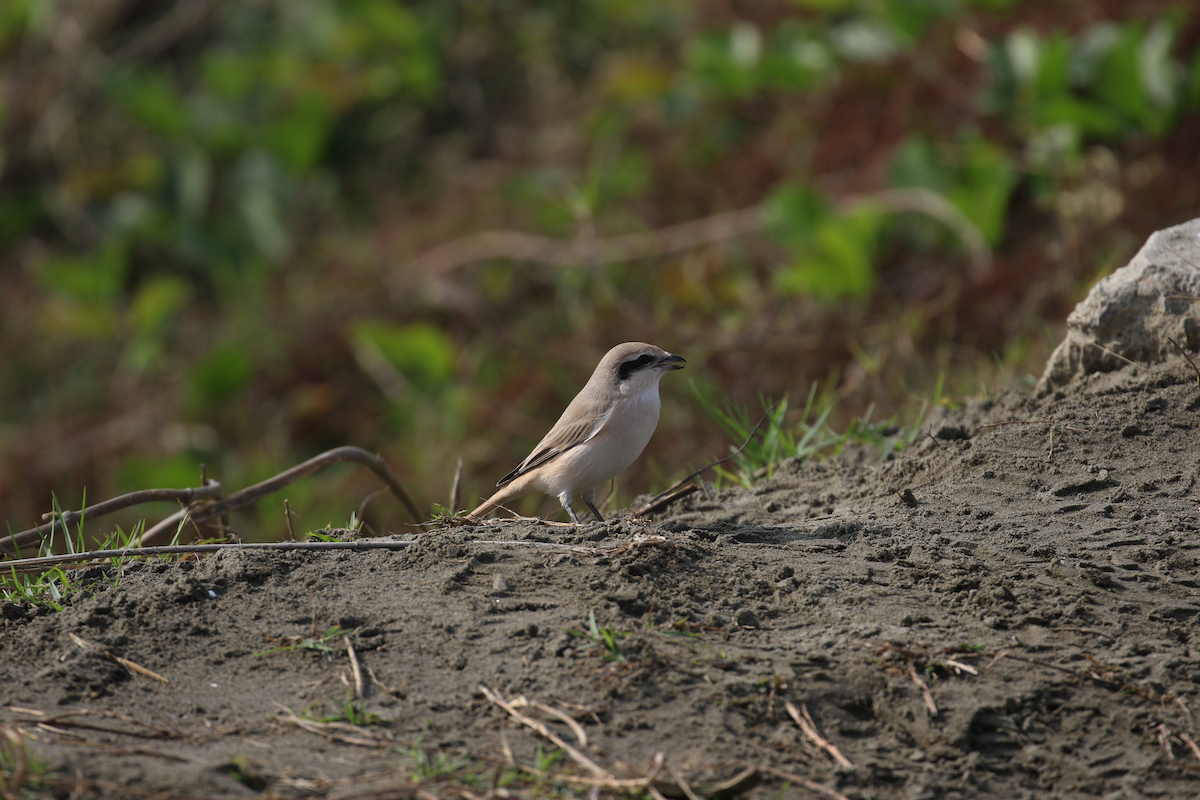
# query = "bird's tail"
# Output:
<box><xmin>467</xmin><ymin>480</ymin><xmax>528</xmax><ymax>520</ymax></box>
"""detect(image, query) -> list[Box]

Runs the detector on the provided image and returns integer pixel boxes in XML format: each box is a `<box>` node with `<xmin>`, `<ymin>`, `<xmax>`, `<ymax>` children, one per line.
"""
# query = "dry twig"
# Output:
<box><xmin>1</xmin><ymin>447</ymin><xmax>420</xmax><ymax>557</ymax></box>
<box><xmin>508</xmin><ymin>697</ymin><xmax>589</xmax><ymax>748</ymax></box>
<box><xmin>274</xmin><ymin>705</ymin><xmax>391</xmax><ymax>748</ymax></box>
<box><xmin>480</xmin><ymin>685</ymin><xmax>609</xmax><ymax>779</ymax></box>
<box><xmin>69</xmin><ymin>633</ymin><xmax>168</xmax><ymax>684</ymax></box>
<box><xmin>762</xmin><ymin>766</ymin><xmax>852</xmax><ymax>800</ymax></box>
<box><xmin>977</xmin><ymin>419</ymin><xmax>1053</xmax><ymax>429</ymax></box>
<box><xmin>1167</xmin><ymin>336</ymin><xmax>1200</xmax><ymax>386</ymax></box>
<box><xmin>1179</xmin><ymin>732</ymin><xmax>1200</xmax><ymax>764</ymax></box>
<box><xmin>284</xmin><ymin>499</ymin><xmax>297</xmax><ymax>541</ymax></box>
<box><xmin>908</xmin><ymin>663</ymin><xmax>938</xmax><ymax>716</ymax></box>
<box><xmin>1087</xmin><ymin>340</ymin><xmax>1139</xmax><ymax>369</ymax></box>
<box><xmin>140</xmin><ymin>446</ymin><xmax>421</xmax><ymax>545</ymax></box>
<box><xmin>346</xmin><ymin>637</ymin><xmax>365</xmax><ymax>699</ymax></box>
<box><xmin>785</xmin><ymin>701</ymin><xmax>852</xmax><ymax>767</ymax></box>
<box><xmin>450</xmin><ymin>456</ymin><xmax>463</xmax><ymax>515</ymax></box>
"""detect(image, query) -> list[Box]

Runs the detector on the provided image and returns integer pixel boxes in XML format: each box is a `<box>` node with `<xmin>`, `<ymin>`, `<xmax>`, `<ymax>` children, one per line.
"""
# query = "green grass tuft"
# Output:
<box><xmin>694</xmin><ymin>382</ymin><xmax>925</xmax><ymax>488</ymax></box>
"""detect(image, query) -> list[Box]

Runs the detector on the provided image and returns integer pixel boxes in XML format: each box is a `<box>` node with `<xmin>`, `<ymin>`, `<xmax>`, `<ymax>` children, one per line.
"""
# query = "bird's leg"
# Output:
<box><xmin>582</xmin><ymin>489</ymin><xmax>605</xmax><ymax>522</ymax></box>
<box><xmin>558</xmin><ymin>492</ymin><xmax>583</xmax><ymax>525</ymax></box>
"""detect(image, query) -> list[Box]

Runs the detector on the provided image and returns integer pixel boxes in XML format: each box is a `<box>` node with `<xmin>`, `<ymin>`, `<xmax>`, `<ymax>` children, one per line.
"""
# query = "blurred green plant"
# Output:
<box><xmin>2</xmin><ymin>0</ymin><xmax>1198</xmax><ymax>544</ymax></box>
<box><xmin>889</xmin><ymin>135</ymin><xmax>1017</xmax><ymax>249</ymax></box>
<box><xmin>0</xmin><ymin>724</ymin><xmax>53</xmax><ymax>799</ymax></box>
<box><xmin>764</xmin><ymin>185</ymin><xmax>886</xmax><ymax>299</ymax></box>
<box><xmin>985</xmin><ymin>17</ymin><xmax>1195</xmax><ymax>158</ymax></box>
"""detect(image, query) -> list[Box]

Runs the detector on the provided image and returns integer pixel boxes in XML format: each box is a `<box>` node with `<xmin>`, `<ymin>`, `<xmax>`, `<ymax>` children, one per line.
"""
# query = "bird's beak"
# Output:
<box><xmin>658</xmin><ymin>353</ymin><xmax>686</xmax><ymax>371</ymax></box>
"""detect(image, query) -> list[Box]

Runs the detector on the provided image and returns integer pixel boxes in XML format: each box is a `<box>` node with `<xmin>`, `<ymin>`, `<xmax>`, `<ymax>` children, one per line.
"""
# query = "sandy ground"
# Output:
<box><xmin>3</xmin><ymin>359</ymin><xmax>1200</xmax><ymax>799</ymax></box>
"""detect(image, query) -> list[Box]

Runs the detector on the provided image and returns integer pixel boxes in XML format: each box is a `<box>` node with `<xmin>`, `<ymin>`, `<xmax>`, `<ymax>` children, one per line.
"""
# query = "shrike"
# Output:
<box><xmin>469</xmin><ymin>342</ymin><xmax>685</xmax><ymax>524</ymax></box>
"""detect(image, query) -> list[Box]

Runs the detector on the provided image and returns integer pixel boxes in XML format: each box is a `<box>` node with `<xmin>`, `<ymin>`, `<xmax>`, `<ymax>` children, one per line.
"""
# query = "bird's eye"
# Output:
<box><xmin>636</xmin><ymin>354</ymin><xmax>654</xmax><ymax>365</ymax></box>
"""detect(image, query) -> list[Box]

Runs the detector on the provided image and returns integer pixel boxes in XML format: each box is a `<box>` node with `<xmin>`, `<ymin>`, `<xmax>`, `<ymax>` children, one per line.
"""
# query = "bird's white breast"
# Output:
<box><xmin>540</xmin><ymin>380</ymin><xmax>663</xmax><ymax>496</ymax></box>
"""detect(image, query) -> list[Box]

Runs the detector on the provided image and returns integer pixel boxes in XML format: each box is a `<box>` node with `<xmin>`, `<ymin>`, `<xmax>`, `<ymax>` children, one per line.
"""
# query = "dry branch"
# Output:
<box><xmin>1180</xmin><ymin>732</ymin><xmax>1200</xmax><ymax>764</ymax></box>
<box><xmin>400</xmin><ymin>187</ymin><xmax>989</xmax><ymax>281</ymax></box>
<box><xmin>508</xmin><ymin>696</ymin><xmax>590</xmax><ymax>748</ymax></box>
<box><xmin>141</xmin><ymin>446</ymin><xmax>421</xmax><ymax>545</ymax></box>
<box><xmin>1086</xmin><ymin>340</ymin><xmax>1139</xmax><ymax>368</ymax></box>
<box><xmin>0</xmin><ymin>482</ymin><xmax>223</xmax><ymax>556</ymax></box>
<box><xmin>3</xmin><ymin>446</ymin><xmax>421</xmax><ymax>558</ymax></box>
<box><xmin>977</xmin><ymin>419</ymin><xmax>1053</xmax><ymax>429</ymax></box>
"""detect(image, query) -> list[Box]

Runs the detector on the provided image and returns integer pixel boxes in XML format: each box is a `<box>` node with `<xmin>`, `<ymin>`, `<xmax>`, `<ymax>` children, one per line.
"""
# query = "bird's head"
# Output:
<box><xmin>597</xmin><ymin>342</ymin><xmax>686</xmax><ymax>386</ymax></box>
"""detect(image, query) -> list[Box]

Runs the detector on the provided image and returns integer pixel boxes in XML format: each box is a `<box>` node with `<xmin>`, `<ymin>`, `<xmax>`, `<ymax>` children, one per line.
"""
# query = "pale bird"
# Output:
<box><xmin>469</xmin><ymin>342</ymin><xmax>685</xmax><ymax>524</ymax></box>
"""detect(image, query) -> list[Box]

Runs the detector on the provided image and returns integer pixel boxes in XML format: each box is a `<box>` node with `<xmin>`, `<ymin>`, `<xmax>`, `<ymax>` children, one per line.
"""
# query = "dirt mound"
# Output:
<box><xmin>2</xmin><ymin>360</ymin><xmax>1199</xmax><ymax>799</ymax></box>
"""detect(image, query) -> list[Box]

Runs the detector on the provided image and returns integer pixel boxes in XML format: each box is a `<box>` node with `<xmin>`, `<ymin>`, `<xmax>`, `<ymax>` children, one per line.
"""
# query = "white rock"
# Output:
<box><xmin>1037</xmin><ymin>217</ymin><xmax>1200</xmax><ymax>394</ymax></box>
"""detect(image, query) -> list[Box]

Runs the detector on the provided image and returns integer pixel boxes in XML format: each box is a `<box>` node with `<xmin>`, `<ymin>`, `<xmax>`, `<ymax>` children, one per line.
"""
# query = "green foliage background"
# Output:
<box><xmin>2</xmin><ymin>0</ymin><xmax>1198</xmax><ymax>537</ymax></box>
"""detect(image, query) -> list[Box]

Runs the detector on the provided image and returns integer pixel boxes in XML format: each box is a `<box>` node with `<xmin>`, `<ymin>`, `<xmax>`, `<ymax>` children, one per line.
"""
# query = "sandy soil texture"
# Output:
<box><xmin>2</xmin><ymin>360</ymin><xmax>1199</xmax><ymax>799</ymax></box>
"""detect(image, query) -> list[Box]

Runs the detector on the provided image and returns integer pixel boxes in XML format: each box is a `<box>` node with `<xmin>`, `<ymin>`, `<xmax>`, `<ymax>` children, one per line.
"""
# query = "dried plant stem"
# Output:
<box><xmin>480</xmin><ymin>685</ymin><xmax>610</xmax><ymax>779</ymax></box>
<box><xmin>785</xmin><ymin>701</ymin><xmax>852</xmax><ymax>767</ymax></box>
<box><xmin>908</xmin><ymin>663</ymin><xmax>938</xmax><ymax>716</ymax></box>
<box><xmin>1167</xmin><ymin>336</ymin><xmax>1200</xmax><ymax>386</ymax></box>
<box><xmin>762</xmin><ymin>767</ymin><xmax>853</xmax><ymax>800</ymax></box>
<box><xmin>346</xmin><ymin>638</ymin><xmax>365</xmax><ymax>699</ymax></box>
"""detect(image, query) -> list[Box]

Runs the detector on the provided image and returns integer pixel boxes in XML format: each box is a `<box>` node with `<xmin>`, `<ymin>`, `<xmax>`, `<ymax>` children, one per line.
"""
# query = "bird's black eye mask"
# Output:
<box><xmin>618</xmin><ymin>353</ymin><xmax>656</xmax><ymax>381</ymax></box>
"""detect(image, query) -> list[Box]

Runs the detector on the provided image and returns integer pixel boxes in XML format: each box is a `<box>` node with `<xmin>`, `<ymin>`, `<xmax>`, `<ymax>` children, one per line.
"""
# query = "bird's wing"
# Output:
<box><xmin>496</xmin><ymin>401</ymin><xmax>612</xmax><ymax>487</ymax></box>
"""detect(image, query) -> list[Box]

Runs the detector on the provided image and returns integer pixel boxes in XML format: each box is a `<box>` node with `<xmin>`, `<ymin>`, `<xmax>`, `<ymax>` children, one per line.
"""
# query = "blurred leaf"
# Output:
<box><xmin>988</xmin><ymin>21</ymin><xmax>1186</xmax><ymax>139</ymax></box>
<box><xmin>41</xmin><ymin>241</ymin><xmax>127</xmax><ymax>302</ymax></box>
<box><xmin>263</xmin><ymin>92</ymin><xmax>334</xmax><ymax>172</ymax></box>
<box><xmin>107</xmin><ymin>69</ymin><xmax>187</xmax><ymax>139</ymax></box>
<box><xmin>172</xmin><ymin>150</ymin><xmax>212</xmax><ymax>221</ymax></box>
<box><xmin>118</xmin><ymin>454</ymin><xmax>211</xmax><ymax>500</ymax></box>
<box><xmin>764</xmin><ymin>22</ymin><xmax>834</xmax><ymax>90</ymax></box>
<box><xmin>890</xmin><ymin>135</ymin><xmax>1015</xmax><ymax>247</ymax></box>
<box><xmin>1091</xmin><ymin>21</ymin><xmax>1180</xmax><ymax>134</ymax></box>
<box><xmin>890</xmin><ymin>138</ymin><xmax>948</xmax><ymax>193</ymax></box>
<box><xmin>685</xmin><ymin>28</ymin><xmax>763</xmax><ymax>98</ymax></box>
<box><xmin>0</xmin><ymin>0</ymin><xmax>36</xmax><ymax>46</ymax></box>
<box><xmin>0</xmin><ymin>191</ymin><xmax>44</xmax><ymax>244</ymax></box>
<box><xmin>775</xmin><ymin>207</ymin><xmax>883</xmax><ymax>299</ymax></box>
<box><xmin>829</xmin><ymin>18</ymin><xmax>904</xmax><ymax>62</ymax></box>
<box><xmin>604</xmin><ymin>56</ymin><xmax>673</xmax><ymax>101</ymax></box>
<box><xmin>131</xmin><ymin>277</ymin><xmax>190</xmax><ymax>335</ymax></box>
<box><xmin>877</xmin><ymin>0</ymin><xmax>959</xmax><ymax>41</ymax></box>
<box><xmin>349</xmin><ymin>321</ymin><xmax>456</xmax><ymax>394</ymax></box>
<box><xmin>190</xmin><ymin>345</ymin><xmax>253</xmax><ymax>411</ymax></box>
<box><xmin>236</xmin><ymin>152</ymin><xmax>291</xmax><ymax>261</ymax></box>
<box><xmin>791</xmin><ymin>0</ymin><xmax>856</xmax><ymax>10</ymax></box>
<box><xmin>950</xmin><ymin>138</ymin><xmax>1017</xmax><ymax>246</ymax></box>
<box><xmin>1188</xmin><ymin>47</ymin><xmax>1200</xmax><ymax>110</ymax></box>
<box><xmin>762</xmin><ymin>184</ymin><xmax>832</xmax><ymax>249</ymax></box>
